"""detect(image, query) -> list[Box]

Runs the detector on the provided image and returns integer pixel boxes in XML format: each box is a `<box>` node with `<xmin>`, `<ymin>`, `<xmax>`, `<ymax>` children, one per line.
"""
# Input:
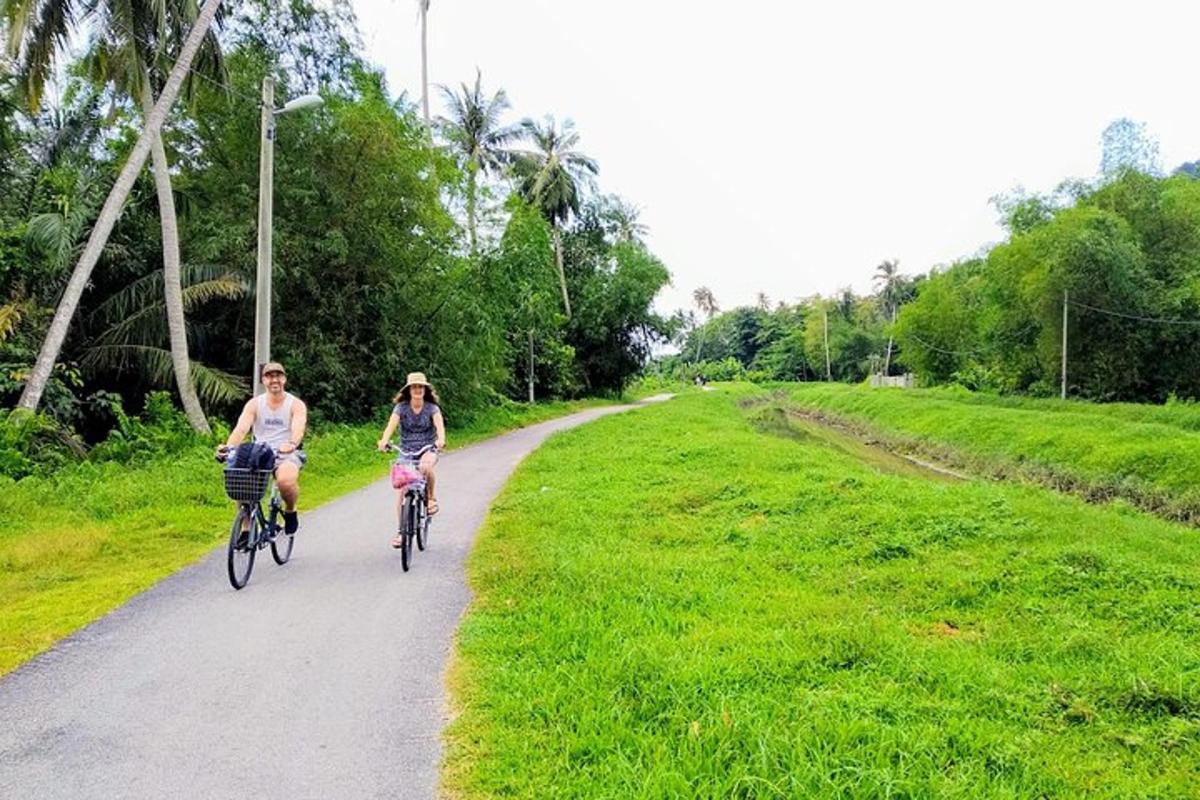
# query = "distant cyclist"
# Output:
<box><xmin>216</xmin><ymin>362</ymin><xmax>308</xmax><ymax>535</ymax></box>
<box><xmin>377</xmin><ymin>372</ymin><xmax>446</xmax><ymax>543</ymax></box>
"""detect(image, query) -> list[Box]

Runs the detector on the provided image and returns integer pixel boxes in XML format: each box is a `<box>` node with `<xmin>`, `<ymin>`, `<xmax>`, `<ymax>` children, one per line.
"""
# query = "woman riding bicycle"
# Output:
<box><xmin>377</xmin><ymin>372</ymin><xmax>446</xmax><ymax>547</ymax></box>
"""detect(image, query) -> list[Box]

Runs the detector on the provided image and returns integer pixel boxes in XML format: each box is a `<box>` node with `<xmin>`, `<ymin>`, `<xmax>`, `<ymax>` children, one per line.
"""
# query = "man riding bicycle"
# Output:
<box><xmin>216</xmin><ymin>361</ymin><xmax>308</xmax><ymax>535</ymax></box>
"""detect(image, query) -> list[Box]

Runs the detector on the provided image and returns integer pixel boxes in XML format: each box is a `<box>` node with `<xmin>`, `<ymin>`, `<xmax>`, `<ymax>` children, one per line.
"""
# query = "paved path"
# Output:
<box><xmin>0</xmin><ymin>398</ymin><xmax>670</xmax><ymax>800</ymax></box>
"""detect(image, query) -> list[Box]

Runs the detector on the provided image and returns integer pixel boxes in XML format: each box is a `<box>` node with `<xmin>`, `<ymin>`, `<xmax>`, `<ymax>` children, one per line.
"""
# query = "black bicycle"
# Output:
<box><xmin>220</xmin><ymin>457</ymin><xmax>294</xmax><ymax>589</ymax></box>
<box><xmin>384</xmin><ymin>444</ymin><xmax>435</xmax><ymax>572</ymax></box>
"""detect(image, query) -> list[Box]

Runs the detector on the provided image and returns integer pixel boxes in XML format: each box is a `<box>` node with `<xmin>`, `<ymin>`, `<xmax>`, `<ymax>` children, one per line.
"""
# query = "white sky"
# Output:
<box><xmin>351</xmin><ymin>0</ymin><xmax>1200</xmax><ymax>315</ymax></box>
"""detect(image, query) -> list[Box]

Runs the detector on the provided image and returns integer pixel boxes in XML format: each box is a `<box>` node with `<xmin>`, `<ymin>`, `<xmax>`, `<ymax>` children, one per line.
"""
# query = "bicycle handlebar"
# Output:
<box><xmin>381</xmin><ymin>443</ymin><xmax>438</xmax><ymax>457</ymax></box>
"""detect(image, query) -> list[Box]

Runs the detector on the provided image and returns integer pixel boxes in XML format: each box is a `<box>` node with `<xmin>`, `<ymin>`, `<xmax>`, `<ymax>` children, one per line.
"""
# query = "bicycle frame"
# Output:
<box><xmin>241</xmin><ymin>479</ymin><xmax>283</xmax><ymax>549</ymax></box>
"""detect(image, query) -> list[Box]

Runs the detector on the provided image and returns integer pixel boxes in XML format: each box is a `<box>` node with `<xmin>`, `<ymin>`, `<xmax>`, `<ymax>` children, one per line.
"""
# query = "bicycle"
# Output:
<box><xmin>219</xmin><ymin>451</ymin><xmax>295</xmax><ymax>589</ymax></box>
<box><xmin>383</xmin><ymin>443</ymin><xmax>436</xmax><ymax>572</ymax></box>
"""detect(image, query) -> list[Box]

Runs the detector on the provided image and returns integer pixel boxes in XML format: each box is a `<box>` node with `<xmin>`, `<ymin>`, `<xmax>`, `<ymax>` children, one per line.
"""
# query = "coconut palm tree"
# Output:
<box><xmin>437</xmin><ymin>69</ymin><xmax>518</xmax><ymax>256</ymax></box>
<box><xmin>80</xmin><ymin>264</ymin><xmax>247</xmax><ymax>404</ymax></box>
<box><xmin>417</xmin><ymin>0</ymin><xmax>430</xmax><ymax>128</ymax></box>
<box><xmin>873</xmin><ymin>258</ymin><xmax>903</xmax><ymax>375</ymax></box>
<box><xmin>79</xmin><ymin>3</ymin><xmax>225</xmax><ymax>432</ymax></box>
<box><xmin>606</xmin><ymin>197</ymin><xmax>648</xmax><ymax>244</ymax></box>
<box><xmin>691</xmin><ymin>286</ymin><xmax>718</xmax><ymax>362</ymax></box>
<box><xmin>513</xmin><ymin>115</ymin><xmax>598</xmax><ymax>318</ymax></box>
<box><xmin>10</xmin><ymin>0</ymin><xmax>225</xmax><ymax>416</ymax></box>
<box><xmin>6</xmin><ymin>0</ymin><xmax>224</xmax><ymax>431</ymax></box>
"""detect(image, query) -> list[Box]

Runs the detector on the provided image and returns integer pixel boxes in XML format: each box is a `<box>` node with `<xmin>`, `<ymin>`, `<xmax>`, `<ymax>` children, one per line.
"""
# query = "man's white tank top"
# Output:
<box><xmin>253</xmin><ymin>392</ymin><xmax>294</xmax><ymax>451</ymax></box>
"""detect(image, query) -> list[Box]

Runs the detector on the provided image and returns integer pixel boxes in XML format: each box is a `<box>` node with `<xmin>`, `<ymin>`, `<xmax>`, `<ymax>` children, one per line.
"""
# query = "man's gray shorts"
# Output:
<box><xmin>276</xmin><ymin>450</ymin><xmax>307</xmax><ymax>470</ymax></box>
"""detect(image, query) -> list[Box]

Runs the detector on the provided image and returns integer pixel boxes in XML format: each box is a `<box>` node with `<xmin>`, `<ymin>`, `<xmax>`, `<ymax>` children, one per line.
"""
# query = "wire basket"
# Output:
<box><xmin>224</xmin><ymin>468</ymin><xmax>271</xmax><ymax>503</ymax></box>
<box><xmin>390</xmin><ymin>459</ymin><xmax>426</xmax><ymax>490</ymax></box>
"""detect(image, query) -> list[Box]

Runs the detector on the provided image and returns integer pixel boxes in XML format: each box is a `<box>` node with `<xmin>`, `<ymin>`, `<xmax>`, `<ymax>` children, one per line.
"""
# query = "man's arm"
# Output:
<box><xmin>280</xmin><ymin>399</ymin><xmax>308</xmax><ymax>454</ymax></box>
<box><xmin>217</xmin><ymin>399</ymin><xmax>257</xmax><ymax>457</ymax></box>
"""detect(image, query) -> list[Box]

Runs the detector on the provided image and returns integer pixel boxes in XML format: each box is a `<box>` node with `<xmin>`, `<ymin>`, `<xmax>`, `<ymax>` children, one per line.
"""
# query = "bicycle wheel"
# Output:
<box><xmin>400</xmin><ymin>494</ymin><xmax>414</xmax><ymax>572</ymax></box>
<box><xmin>270</xmin><ymin>501</ymin><xmax>294</xmax><ymax>565</ymax></box>
<box><xmin>416</xmin><ymin>495</ymin><xmax>428</xmax><ymax>551</ymax></box>
<box><xmin>227</xmin><ymin>505</ymin><xmax>257</xmax><ymax>590</ymax></box>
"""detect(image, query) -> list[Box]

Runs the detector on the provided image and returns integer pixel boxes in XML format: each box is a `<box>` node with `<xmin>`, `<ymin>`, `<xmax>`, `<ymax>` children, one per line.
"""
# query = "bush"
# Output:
<box><xmin>0</xmin><ymin>409</ymin><xmax>85</xmax><ymax>479</ymax></box>
<box><xmin>88</xmin><ymin>392</ymin><xmax>210</xmax><ymax>464</ymax></box>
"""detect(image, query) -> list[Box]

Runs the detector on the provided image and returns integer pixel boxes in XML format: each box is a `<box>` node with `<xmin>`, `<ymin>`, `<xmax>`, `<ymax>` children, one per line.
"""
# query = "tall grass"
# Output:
<box><xmin>445</xmin><ymin>389</ymin><xmax>1200</xmax><ymax>798</ymax></box>
<box><xmin>784</xmin><ymin>384</ymin><xmax>1200</xmax><ymax>522</ymax></box>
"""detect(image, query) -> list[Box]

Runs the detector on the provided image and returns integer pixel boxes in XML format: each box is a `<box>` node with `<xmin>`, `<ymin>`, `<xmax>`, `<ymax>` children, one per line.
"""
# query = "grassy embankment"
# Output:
<box><xmin>783</xmin><ymin>383</ymin><xmax>1200</xmax><ymax>523</ymax></box>
<box><xmin>0</xmin><ymin>398</ymin><xmax>610</xmax><ymax>675</ymax></box>
<box><xmin>445</xmin><ymin>387</ymin><xmax>1200</xmax><ymax>798</ymax></box>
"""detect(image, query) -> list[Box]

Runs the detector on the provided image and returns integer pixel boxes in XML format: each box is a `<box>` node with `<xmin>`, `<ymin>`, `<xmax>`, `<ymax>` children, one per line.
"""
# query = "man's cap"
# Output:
<box><xmin>261</xmin><ymin>361</ymin><xmax>286</xmax><ymax>377</ymax></box>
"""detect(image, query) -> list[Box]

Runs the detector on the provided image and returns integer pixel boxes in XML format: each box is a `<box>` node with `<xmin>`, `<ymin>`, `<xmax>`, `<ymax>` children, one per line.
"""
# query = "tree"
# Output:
<box><xmin>873</xmin><ymin>258</ymin><xmax>902</xmax><ymax>375</ymax></box>
<box><xmin>12</xmin><ymin>0</ymin><xmax>225</xmax><ymax>416</ymax></box>
<box><xmin>417</xmin><ymin>0</ymin><xmax>430</xmax><ymax>129</ymax></box>
<box><xmin>564</xmin><ymin>239</ymin><xmax>670</xmax><ymax>393</ymax></box>
<box><xmin>79</xmin><ymin>1</ymin><xmax>226</xmax><ymax>433</ymax></box>
<box><xmin>606</xmin><ymin>197</ymin><xmax>647</xmax><ymax>244</ymax></box>
<box><xmin>691</xmin><ymin>285</ymin><xmax>718</xmax><ymax>361</ymax></box>
<box><xmin>513</xmin><ymin>115</ymin><xmax>598</xmax><ymax>318</ymax></box>
<box><xmin>437</xmin><ymin>69</ymin><xmax>518</xmax><ymax>256</ymax></box>
<box><xmin>1101</xmin><ymin>117</ymin><xmax>1161</xmax><ymax>178</ymax></box>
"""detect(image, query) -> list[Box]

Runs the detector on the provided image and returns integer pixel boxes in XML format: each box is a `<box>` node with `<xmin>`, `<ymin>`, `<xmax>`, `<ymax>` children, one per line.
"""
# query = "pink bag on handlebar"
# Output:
<box><xmin>391</xmin><ymin>462</ymin><xmax>421</xmax><ymax>489</ymax></box>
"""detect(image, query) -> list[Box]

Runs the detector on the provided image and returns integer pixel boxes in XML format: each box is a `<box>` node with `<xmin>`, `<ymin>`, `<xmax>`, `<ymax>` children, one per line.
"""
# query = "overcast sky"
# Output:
<box><xmin>352</xmin><ymin>0</ymin><xmax>1200</xmax><ymax>314</ymax></box>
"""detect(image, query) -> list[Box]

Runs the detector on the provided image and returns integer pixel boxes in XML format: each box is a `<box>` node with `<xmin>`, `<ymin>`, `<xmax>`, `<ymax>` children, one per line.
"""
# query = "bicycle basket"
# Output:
<box><xmin>390</xmin><ymin>460</ymin><xmax>423</xmax><ymax>490</ymax></box>
<box><xmin>224</xmin><ymin>468</ymin><xmax>271</xmax><ymax>502</ymax></box>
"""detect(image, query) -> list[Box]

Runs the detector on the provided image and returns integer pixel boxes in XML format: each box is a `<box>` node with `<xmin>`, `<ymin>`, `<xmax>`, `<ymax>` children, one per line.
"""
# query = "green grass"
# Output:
<box><xmin>445</xmin><ymin>387</ymin><xmax>1200</xmax><ymax>798</ymax></box>
<box><xmin>782</xmin><ymin>383</ymin><xmax>1200</xmax><ymax>523</ymax></box>
<box><xmin>0</xmin><ymin>397</ymin><xmax>610</xmax><ymax>676</ymax></box>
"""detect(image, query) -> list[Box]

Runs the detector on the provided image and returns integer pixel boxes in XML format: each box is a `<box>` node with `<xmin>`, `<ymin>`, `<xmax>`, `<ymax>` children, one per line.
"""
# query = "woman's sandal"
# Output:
<box><xmin>427</xmin><ymin>500</ymin><xmax>440</xmax><ymax>516</ymax></box>
<box><xmin>391</xmin><ymin>534</ymin><xmax>404</xmax><ymax>549</ymax></box>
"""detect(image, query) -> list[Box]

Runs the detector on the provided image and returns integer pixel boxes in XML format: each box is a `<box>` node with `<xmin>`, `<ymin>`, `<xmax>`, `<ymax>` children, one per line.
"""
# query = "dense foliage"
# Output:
<box><xmin>896</xmin><ymin>169</ymin><xmax>1200</xmax><ymax>401</ymax></box>
<box><xmin>661</xmin><ymin>121</ymin><xmax>1200</xmax><ymax>403</ymax></box>
<box><xmin>0</xmin><ymin>0</ymin><xmax>671</xmax><ymax>475</ymax></box>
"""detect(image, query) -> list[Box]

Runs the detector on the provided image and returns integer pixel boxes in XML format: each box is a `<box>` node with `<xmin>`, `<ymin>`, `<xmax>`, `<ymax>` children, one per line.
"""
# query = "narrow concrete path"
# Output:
<box><xmin>0</xmin><ymin>398</ymin><xmax>669</xmax><ymax>800</ymax></box>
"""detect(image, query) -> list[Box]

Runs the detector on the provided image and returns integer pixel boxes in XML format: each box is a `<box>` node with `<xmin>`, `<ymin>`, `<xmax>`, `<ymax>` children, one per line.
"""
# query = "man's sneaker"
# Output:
<box><xmin>283</xmin><ymin>511</ymin><xmax>299</xmax><ymax>535</ymax></box>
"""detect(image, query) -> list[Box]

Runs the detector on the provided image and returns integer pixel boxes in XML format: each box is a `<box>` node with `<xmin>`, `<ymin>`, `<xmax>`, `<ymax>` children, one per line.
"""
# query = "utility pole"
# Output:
<box><xmin>253</xmin><ymin>77</ymin><xmax>275</xmax><ymax>396</ymax></box>
<box><xmin>251</xmin><ymin>81</ymin><xmax>322</xmax><ymax>395</ymax></box>
<box><xmin>1061</xmin><ymin>289</ymin><xmax>1068</xmax><ymax>400</ymax></box>
<box><xmin>419</xmin><ymin>0</ymin><xmax>431</xmax><ymax>130</ymax></box>
<box><xmin>823</xmin><ymin>309</ymin><xmax>832</xmax><ymax>381</ymax></box>
<box><xmin>528</xmin><ymin>329</ymin><xmax>535</xmax><ymax>403</ymax></box>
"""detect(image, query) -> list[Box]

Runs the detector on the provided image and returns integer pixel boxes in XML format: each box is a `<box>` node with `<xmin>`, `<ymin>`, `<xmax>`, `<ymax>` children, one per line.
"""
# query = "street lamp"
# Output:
<box><xmin>253</xmin><ymin>78</ymin><xmax>324</xmax><ymax>395</ymax></box>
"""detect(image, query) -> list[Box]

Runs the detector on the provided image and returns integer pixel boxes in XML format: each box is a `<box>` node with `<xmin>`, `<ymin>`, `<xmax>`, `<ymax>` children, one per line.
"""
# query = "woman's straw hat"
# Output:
<box><xmin>403</xmin><ymin>371</ymin><xmax>431</xmax><ymax>390</ymax></box>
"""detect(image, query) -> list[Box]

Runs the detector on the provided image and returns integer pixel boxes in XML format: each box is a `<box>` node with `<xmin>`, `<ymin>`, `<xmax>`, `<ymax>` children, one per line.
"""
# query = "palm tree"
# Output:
<box><xmin>606</xmin><ymin>197</ymin><xmax>648</xmax><ymax>244</ymax></box>
<box><xmin>417</xmin><ymin>0</ymin><xmax>430</xmax><ymax>129</ymax></box>
<box><xmin>873</xmin><ymin>258</ymin><xmax>902</xmax><ymax>375</ymax></box>
<box><xmin>81</xmin><ymin>264</ymin><xmax>248</xmax><ymax>404</ymax></box>
<box><xmin>10</xmin><ymin>0</ymin><xmax>225</xmax><ymax>416</ymax></box>
<box><xmin>85</xmin><ymin>2</ymin><xmax>224</xmax><ymax>433</ymax></box>
<box><xmin>437</xmin><ymin>69</ymin><xmax>518</xmax><ymax>256</ymax></box>
<box><xmin>691</xmin><ymin>286</ymin><xmax>718</xmax><ymax>362</ymax></box>
<box><xmin>6</xmin><ymin>0</ymin><xmax>224</xmax><ymax>432</ymax></box>
<box><xmin>513</xmin><ymin>115</ymin><xmax>598</xmax><ymax>318</ymax></box>
<box><xmin>755</xmin><ymin>291</ymin><xmax>771</xmax><ymax>312</ymax></box>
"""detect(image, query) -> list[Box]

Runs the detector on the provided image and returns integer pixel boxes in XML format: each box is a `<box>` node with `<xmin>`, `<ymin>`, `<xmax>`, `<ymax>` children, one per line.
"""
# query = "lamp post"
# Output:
<box><xmin>253</xmin><ymin>78</ymin><xmax>324</xmax><ymax>394</ymax></box>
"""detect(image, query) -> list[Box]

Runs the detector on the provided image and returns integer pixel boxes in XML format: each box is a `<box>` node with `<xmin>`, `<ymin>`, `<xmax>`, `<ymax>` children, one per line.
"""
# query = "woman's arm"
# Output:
<box><xmin>433</xmin><ymin>410</ymin><xmax>446</xmax><ymax>450</ymax></box>
<box><xmin>378</xmin><ymin>413</ymin><xmax>400</xmax><ymax>450</ymax></box>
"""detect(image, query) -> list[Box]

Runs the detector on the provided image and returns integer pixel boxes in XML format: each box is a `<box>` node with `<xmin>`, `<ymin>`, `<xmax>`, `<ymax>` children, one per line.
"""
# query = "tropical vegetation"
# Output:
<box><xmin>0</xmin><ymin>0</ymin><xmax>672</xmax><ymax>478</ymax></box>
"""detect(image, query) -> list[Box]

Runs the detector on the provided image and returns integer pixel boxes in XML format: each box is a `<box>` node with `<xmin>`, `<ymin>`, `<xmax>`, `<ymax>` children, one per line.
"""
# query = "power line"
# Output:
<box><xmin>1069</xmin><ymin>299</ymin><xmax>1200</xmax><ymax>327</ymax></box>
<box><xmin>906</xmin><ymin>332</ymin><xmax>983</xmax><ymax>357</ymax></box>
<box><xmin>904</xmin><ymin>319</ymin><xmax>1038</xmax><ymax>358</ymax></box>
